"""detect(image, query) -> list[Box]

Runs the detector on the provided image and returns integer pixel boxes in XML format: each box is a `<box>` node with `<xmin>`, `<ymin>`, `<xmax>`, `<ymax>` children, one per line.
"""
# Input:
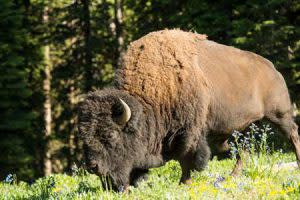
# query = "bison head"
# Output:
<box><xmin>77</xmin><ymin>89</ymin><xmax>146</xmax><ymax>191</ymax></box>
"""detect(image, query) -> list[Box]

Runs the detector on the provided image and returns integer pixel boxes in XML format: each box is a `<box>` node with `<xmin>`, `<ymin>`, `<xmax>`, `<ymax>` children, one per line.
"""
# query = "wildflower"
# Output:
<box><xmin>207</xmin><ymin>173</ymin><xmax>214</xmax><ymax>178</ymax></box>
<box><xmin>50</xmin><ymin>181</ymin><xmax>55</xmax><ymax>188</ymax></box>
<box><xmin>269</xmin><ymin>190</ymin><xmax>279</xmax><ymax>196</ymax></box>
<box><xmin>47</xmin><ymin>176</ymin><xmax>55</xmax><ymax>189</ymax></box>
<box><xmin>237</xmin><ymin>182</ymin><xmax>244</xmax><ymax>190</ymax></box>
<box><xmin>215</xmin><ymin>176</ymin><xmax>225</xmax><ymax>183</ymax></box>
<box><xmin>279</xmin><ymin>149</ymin><xmax>283</xmax><ymax>153</ymax></box>
<box><xmin>28</xmin><ymin>179</ymin><xmax>35</xmax><ymax>186</ymax></box>
<box><xmin>213</xmin><ymin>181</ymin><xmax>220</xmax><ymax>189</ymax></box>
<box><xmin>71</xmin><ymin>163</ymin><xmax>78</xmax><ymax>174</ymax></box>
<box><xmin>4</xmin><ymin>174</ymin><xmax>13</xmax><ymax>184</ymax></box>
<box><xmin>53</xmin><ymin>187</ymin><xmax>62</xmax><ymax>193</ymax></box>
<box><xmin>118</xmin><ymin>185</ymin><xmax>125</xmax><ymax>192</ymax></box>
<box><xmin>232</xmin><ymin>131</ymin><xmax>238</xmax><ymax>138</ymax></box>
<box><xmin>72</xmin><ymin>163</ymin><xmax>85</xmax><ymax>177</ymax></box>
<box><xmin>285</xmin><ymin>186</ymin><xmax>295</xmax><ymax>193</ymax></box>
<box><xmin>166</xmin><ymin>192</ymin><xmax>171</xmax><ymax>199</ymax></box>
<box><xmin>213</xmin><ymin>176</ymin><xmax>225</xmax><ymax>189</ymax></box>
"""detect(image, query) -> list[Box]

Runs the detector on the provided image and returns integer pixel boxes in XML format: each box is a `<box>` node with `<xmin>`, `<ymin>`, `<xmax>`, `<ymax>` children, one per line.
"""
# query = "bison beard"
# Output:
<box><xmin>78</xmin><ymin>29</ymin><xmax>300</xmax><ymax>191</ymax></box>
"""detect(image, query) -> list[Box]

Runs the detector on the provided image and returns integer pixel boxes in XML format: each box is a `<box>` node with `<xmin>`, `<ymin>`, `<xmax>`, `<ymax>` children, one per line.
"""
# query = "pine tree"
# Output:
<box><xmin>0</xmin><ymin>0</ymin><xmax>36</xmax><ymax>179</ymax></box>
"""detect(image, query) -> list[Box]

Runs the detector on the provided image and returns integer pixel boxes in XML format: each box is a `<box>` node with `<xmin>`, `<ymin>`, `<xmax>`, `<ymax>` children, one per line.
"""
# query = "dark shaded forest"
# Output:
<box><xmin>0</xmin><ymin>0</ymin><xmax>299</xmax><ymax>181</ymax></box>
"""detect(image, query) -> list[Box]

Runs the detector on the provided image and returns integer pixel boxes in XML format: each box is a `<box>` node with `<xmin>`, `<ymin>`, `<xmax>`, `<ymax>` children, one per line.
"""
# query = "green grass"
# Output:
<box><xmin>1</xmin><ymin>151</ymin><xmax>300</xmax><ymax>200</ymax></box>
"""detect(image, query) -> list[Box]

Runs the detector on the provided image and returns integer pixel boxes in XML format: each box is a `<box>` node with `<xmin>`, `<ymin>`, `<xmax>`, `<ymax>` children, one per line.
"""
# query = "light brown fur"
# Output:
<box><xmin>115</xmin><ymin>29</ymin><xmax>300</xmax><ymax>178</ymax></box>
<box><xmin>116</xmin><ymin>30</ymin><xmax>211</xmax><ymax>156</ymax></box>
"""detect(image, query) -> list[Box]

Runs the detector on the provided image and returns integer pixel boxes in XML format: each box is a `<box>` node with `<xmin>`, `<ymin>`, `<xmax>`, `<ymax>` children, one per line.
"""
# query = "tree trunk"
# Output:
<box><xmin>43</xmin><ymin>5</ymin><xmax>52</xmax><ymax>176</ymax></box>
<box><xmin>67</xmin><ymin>82</ymin><xmax>77</xmax><ymax>171</ymax></box>
<box><xmin>114</xmin><ymin>0</ymin><xmax>124</xmax><ymax>68</ymax></box>
<box><xmin>81</xmin><ymin>0</ymin><xmax>93</xmax><ymax>92</ymax></box>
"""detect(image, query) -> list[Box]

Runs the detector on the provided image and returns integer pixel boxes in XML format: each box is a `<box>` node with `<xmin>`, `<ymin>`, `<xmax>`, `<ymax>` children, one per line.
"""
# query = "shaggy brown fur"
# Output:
<box><xmin>78</xmin><ymin>29</ymin><xmax>300</xmax><ymax>191</ymax></box>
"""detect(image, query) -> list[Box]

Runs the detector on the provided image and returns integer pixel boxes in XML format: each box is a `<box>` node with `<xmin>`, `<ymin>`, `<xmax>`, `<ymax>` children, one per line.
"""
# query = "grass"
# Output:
<box><xmin>1</xmin><ymin>152</ymin><xmax>300</xmax><ymax>199</ymax></box>
<box><xmin>2</xmin><ymin>125</ymin><xmax>300</xmax><ymax>200</ymax></box>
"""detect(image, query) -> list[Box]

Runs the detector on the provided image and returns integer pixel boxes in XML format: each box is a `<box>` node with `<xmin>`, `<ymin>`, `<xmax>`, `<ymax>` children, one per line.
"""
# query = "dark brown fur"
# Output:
<box><xmin>78</xmin><ymin>29</ymin><xmax>300</xmax><ymax>190</ymax></box>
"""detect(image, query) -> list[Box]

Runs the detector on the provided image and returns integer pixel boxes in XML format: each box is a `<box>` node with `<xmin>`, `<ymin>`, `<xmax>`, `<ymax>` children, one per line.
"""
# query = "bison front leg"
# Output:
<box><xmin>179</xmin><ymin>138</ymin><xmax>211</xmax><ymax>184</ymax></box>
<box><xmin>179</xmin><ymin>162</ymin><xmax>192</xmax><ymax>184</ymax></box>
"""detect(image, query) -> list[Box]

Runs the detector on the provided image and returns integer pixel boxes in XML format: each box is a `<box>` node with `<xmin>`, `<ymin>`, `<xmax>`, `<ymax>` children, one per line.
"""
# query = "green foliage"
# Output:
<box><xmin>229</xmin><ymin>123</ymin><xmax>287</xmax><ymax>179</ymax></box>
<box><xmin>1</xmin><ymin>130</ymin><xmax>299</xmax><ymax>199</ymax></box>
<box><xmin>0</xmin><ymin>0</ymin><xmax>37</xmax><ymax>180</ymax></box>
<box><xmin>0</xmin><ymin>152</ymin><xmax>299</xmax><ymax>199</ymax></box>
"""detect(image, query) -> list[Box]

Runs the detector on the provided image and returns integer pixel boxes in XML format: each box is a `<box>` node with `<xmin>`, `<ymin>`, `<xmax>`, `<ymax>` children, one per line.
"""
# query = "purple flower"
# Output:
<box><xmin>4</xmin><ymin>174</ymin><xmax>13</xmax><ymax>184</ymax></box>
<box><xmin>237</xmin><ymin>182</ymin><xmax>244</xmax><ymax>190</ymax></box>
<box><xmin>213</xmin><ymin>181</ymin><xmax>220</xmax><ymax>188</ymax></box>
<box><xmin>47</xmin><ymin>177</ymin><xmax>55</xmax><ymax>188</ymax></box>
<box><xmin>213</xmin><ymin>176</ymin><xmax>225</xmax><ymax>188</ymax></box>
<box><xmin>216</xmin><ymin>176</ymin><xmax>225</xmax><ymax>182</ymax></box>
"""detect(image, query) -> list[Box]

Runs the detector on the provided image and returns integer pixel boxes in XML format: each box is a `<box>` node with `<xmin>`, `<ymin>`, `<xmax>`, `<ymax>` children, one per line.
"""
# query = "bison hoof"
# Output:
<box><xmin>180</xmin><ymin>179</ymin><xmax>192</xmax><ymax>185</ymax></box>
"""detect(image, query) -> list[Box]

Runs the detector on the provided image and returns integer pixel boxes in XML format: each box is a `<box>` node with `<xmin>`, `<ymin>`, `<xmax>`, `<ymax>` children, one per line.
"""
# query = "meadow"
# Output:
<box><xmin>1</xmin><ymin>125</ymin><xmax>300</xmax><ymax>200</ymax></box>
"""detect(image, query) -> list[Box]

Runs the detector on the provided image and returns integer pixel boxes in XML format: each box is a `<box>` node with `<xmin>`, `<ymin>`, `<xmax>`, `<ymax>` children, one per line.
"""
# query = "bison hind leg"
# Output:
<box><xmin>266</xmin><ymin>111</ymin><xmax>300</xmax><ymax>166</ymax></box>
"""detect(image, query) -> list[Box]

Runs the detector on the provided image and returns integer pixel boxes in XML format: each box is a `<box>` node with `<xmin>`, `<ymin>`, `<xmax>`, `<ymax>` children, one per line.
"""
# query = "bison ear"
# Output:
<box><xmin>112</xmin><ymin>98</ymin><xmax>131</xmax><ymax>125</ymax></box>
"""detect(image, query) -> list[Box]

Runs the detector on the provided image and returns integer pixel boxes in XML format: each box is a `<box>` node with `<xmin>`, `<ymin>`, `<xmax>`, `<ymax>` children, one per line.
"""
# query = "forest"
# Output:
<box><xmin>1</xmin><ymin>0</ymin><xmax>299</xmax><ymax>183</ymax></box>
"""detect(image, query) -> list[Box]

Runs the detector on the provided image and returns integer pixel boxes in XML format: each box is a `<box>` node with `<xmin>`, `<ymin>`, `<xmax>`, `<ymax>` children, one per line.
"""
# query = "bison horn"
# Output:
<box><xmin>117</xmin><ymin>98</ymin><xmax>131</xmax><ymax>124</ymax></box>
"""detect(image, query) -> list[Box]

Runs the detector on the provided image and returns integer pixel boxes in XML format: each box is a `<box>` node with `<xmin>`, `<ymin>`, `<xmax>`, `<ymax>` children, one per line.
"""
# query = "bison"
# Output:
<box><xmin>78</xmin><ymin>29</ymin><xmax>300</xmax><ymax>191</ymax></box>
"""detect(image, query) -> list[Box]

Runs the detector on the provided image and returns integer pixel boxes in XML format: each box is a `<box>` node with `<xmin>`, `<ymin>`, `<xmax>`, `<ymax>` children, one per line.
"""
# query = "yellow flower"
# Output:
<box><xmin>285</xmin><ymin>186</ymin><xmax>295</xmax><ymax>193</ymax></box>
<box><xmin>279</xmin><ymin>190</ymin><xmax>286</xmax><ymax>195</ymax></box>
<box><xmin>53</xmin><ymin>187</ymin><xmax>61</xmax><ymax>193</ymax></box>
